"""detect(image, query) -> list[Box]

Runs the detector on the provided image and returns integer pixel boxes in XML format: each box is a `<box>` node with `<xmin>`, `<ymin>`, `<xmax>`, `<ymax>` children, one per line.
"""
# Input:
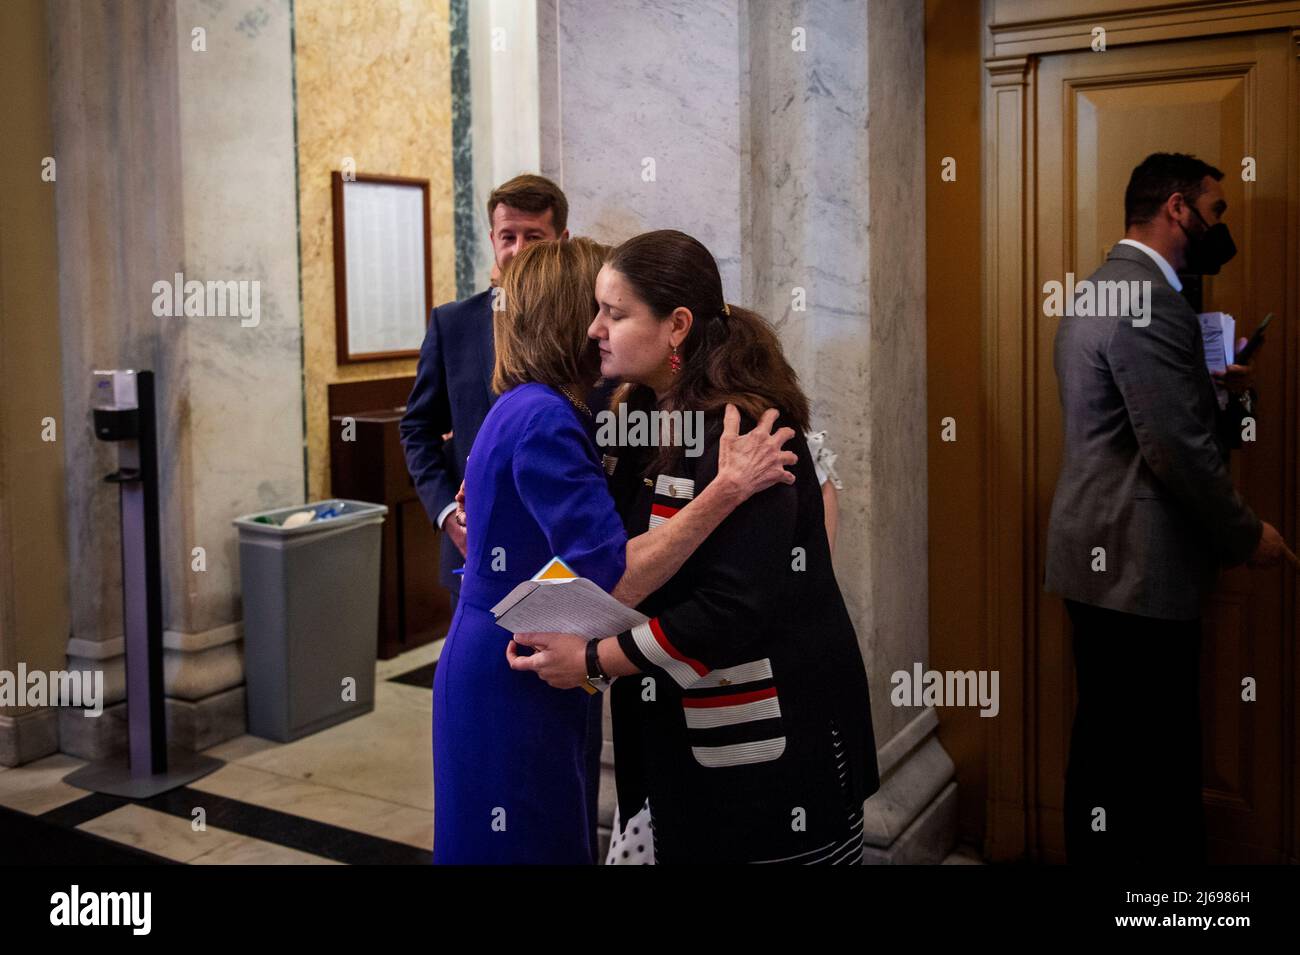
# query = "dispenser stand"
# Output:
<box><xmin>65</xmin><ymin>370</ymin><xmax>222</xmax><ymax>798</ymax></box>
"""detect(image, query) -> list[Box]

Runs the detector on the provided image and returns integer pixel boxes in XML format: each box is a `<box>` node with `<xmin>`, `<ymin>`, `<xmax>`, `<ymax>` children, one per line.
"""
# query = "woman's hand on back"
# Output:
<box><xmin>714</xmin><ymin>404</ymin><xmax>797</xmax><ymax>504</ymax></box>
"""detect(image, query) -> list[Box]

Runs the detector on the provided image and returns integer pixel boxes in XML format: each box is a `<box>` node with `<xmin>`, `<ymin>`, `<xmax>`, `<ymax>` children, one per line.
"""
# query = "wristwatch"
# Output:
<box><xmin>584</xmin><ymin>637</ymin><xmax>611</xmax><ymax>693</ymax></box>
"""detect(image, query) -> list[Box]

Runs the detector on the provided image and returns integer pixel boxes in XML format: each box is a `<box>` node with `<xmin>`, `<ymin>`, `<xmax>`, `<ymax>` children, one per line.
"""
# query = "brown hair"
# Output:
<box><xmin>606</xmin><ymin>230</ymin><xmax>810</xmax><ymax>470</ymax></box>
<box><xmin>493</xmin><ymin>237</ymin><xmax>607</xmax><ymax>395</ymax></box>
<box><xmin>487</xmin><ymin>174</ymin><xmax>569</xmax><ymax>234</ymax></box>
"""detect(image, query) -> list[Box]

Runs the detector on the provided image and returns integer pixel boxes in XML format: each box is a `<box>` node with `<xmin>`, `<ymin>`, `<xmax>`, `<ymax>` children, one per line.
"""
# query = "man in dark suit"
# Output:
<box><xmin>1045</xmin><ymin>152</ymin><xmax>1283</xmax><ymax>864</ymax></box>
<box><xmin>400</xmin><ymin>174</ymin><xmax>569</xmax><ymax>612</ymax></box>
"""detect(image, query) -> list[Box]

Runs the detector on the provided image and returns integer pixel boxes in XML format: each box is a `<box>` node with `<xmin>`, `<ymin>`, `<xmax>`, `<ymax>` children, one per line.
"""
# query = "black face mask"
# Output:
<box><xmin>1180</xmin><ymin>204</ymin><xmax>1236</xmax><ymax>275</ymax></box>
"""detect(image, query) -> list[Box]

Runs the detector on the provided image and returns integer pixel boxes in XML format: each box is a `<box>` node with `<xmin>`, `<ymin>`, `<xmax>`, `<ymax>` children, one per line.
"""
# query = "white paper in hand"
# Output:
<box><xmin>490</xmin><ymin>577</ymin><xmax>647</xmax><ymax>640</ymax></box>
<box><xmin>1198</xmin><ymin>311</ymin><xmax>1235</xmax><ymax>410</ymax></box>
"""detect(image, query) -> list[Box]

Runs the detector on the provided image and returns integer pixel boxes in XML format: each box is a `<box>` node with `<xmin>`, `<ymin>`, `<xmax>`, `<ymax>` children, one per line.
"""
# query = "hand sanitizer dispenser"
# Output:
<box><xmin>64</xmin><ymin>370</ymin><xmax>220</xmax><ymax>798</ymax></box>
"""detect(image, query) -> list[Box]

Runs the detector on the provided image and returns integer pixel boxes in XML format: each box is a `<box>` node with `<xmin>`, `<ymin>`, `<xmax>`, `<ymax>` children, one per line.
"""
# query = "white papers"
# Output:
<box><xmin>490</xmin><ymin>577</ymin><xmax>647</xmax><ymax>639</ymax></box>
<box><xmin>1198</xmin><ymin>311</ymin><xmax>1235</xmax><ymax>409</ymax></box>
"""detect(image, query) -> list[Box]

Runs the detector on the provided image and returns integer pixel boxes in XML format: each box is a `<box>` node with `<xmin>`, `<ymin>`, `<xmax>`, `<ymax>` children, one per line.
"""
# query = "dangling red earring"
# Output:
<box><xmin>669</xmin><ymin>344</ymin><xmax>681</xmax><ymax>374</ymax></box>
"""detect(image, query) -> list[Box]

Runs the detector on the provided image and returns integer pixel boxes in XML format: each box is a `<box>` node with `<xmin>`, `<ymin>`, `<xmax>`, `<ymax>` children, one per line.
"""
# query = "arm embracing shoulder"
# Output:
<box><xmin>615</xmin><ymin>443</ymin><xmax>798</xmax><ymax>688</ymax></box>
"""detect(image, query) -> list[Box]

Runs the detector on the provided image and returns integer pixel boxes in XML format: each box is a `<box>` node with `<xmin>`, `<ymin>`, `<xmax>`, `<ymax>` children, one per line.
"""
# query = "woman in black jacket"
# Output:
<box><xmin>512</xmin><ymin>230</ymin><xmax>878</xmax><ymax>864</ymax></box>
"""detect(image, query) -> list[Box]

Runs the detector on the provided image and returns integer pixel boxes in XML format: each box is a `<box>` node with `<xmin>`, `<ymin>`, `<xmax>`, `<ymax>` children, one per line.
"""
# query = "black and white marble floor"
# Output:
<box><xmin>0</xmin><ymin>640</ymin><xmax>444</xmax><ymax>865</ymax></box>
<box><xmin>0</xmin><ymin>635</ymin><xmax>982</xmax><ymax>866</ymax></box>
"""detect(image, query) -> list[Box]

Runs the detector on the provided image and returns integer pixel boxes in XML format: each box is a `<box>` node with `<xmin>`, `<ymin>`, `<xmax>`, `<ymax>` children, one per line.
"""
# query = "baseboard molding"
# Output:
<box><xmin>0</xmin><ymin>708</ymin><xmax>60</xmax><ymax>767</ymax></box>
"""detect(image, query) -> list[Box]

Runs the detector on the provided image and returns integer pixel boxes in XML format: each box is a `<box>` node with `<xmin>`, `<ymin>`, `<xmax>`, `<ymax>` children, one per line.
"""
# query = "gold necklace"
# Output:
<box><xmin>558</xmin><ymin>384</ymin><xmax>593</xmax><ymax>418</ymax></box>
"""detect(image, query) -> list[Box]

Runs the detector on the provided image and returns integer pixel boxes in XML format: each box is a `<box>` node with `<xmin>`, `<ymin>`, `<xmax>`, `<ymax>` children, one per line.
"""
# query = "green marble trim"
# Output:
<box><xmin>450</xmin><ymin>0</ymin><xmax>477</xmax><ymax>301</ymax></box>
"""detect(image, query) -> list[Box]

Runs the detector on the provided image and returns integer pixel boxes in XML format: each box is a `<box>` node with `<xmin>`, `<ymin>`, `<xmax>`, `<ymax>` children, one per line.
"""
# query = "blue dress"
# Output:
<box><xmin>432</xmin><ymin>383</ymin><xmax>628</xmax><ymax>864</ymax></box>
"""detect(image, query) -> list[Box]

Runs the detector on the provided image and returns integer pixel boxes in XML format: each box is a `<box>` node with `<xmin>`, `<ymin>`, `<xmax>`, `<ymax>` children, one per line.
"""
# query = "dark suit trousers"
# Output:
<box><xmin>1063</xmin><ymin>600</ymin><xmax>1206</xmax><ymax>865</ymax></box>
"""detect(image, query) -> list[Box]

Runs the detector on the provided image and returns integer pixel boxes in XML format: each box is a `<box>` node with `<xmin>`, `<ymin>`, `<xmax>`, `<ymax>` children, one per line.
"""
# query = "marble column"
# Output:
<box><xmin>459</xmin><ymin>0</ymin><xmax>545</xmax><ymax>292</ymax></box>
<box><xmin>540</xmin><ymin>0</ymin><xmax>953</xmax><ymax>862</ymax></box>
<box><xmin>537</xmin><ymin>0</ymin><xmax>744</xmax><ymax>292</ymax></box>
<box><xmin>746</xmin><ymin>0</ymin><xmax>952</xmax><ymax>863</ymax></box>
<box><xmin>48</xmin><ymin>0</ymin><xmax>304</xmax><ymax>758</ymax></box>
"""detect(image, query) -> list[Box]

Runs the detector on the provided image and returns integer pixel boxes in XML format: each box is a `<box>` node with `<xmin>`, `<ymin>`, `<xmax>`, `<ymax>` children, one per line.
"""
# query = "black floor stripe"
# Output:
<box><xmin>36</xmin><ymin>787</ymin><xmax>431</xmax><ymax>865</ymax></box>
<box><xmin>388</xmin><ymin>660</ymin><xmax>437</xmax><ymax>688</ymax></box>
<box><xmin>40</xmin><ymin>792</ymin><xmax>132</xmax><ymax>829</ymax></box>
<box><xmin>2</xmin><ymin>804</ymin><xmax>176</xmax><ymax>865</ymax></box>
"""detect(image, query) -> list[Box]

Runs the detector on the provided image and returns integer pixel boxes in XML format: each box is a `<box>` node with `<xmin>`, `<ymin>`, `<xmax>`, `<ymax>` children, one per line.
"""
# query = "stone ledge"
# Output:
<box><xmin>877</xmin><ymin>707</ymin><xmax>940</xmax><ymax>778</ymax></box>
<box><xmin>163</xmin><ymin>642</ymin><xmax>244</xmax><ymax>701</ymax></box>
<box><xmin>56</xmin><ymin>685</ymin><xmax>246</xmax><ymax>761</ymax></box>
<box><xmin>65</xmin><ymin>629</ymin><xmax>246</xmax><ymax>707</ymax></box>
<box><xmin>163</xmin><ymin>621</ymin><xmax>242</xmax><ymax>653</ymax></box>
<box><xmin>863</xmin><ymin>781</ymin><xmax>959</xmax><ymax>865</ymax></box>
<box><xmin>0</xmin><ymin>708</ymin><xmax>60</xmax><ymax>767</ymax></box>
<box><xmin>66</xmin><ymin>635</ymin><xmax>125</xmax><ymax>660</ymax></box>
<box><xmin>862</xmin><ymin>734</ymin><xmax>956</xmax><ymax>847</ymax></box>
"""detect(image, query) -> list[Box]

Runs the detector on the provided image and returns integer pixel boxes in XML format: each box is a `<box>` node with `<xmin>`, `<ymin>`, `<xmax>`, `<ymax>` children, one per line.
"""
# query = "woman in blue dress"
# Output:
<box><xmin>432</xmin><ymin>238</ymin><xmax>796</xmax><ymax>864</ymax></box>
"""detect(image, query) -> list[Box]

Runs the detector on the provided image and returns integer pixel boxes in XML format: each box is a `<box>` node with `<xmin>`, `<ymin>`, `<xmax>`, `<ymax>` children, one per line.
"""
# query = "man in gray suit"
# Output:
<box><xmin>1045</xmin><ymin>152</ymin><xmax>1283</xmax><ymax>864</ymax></box>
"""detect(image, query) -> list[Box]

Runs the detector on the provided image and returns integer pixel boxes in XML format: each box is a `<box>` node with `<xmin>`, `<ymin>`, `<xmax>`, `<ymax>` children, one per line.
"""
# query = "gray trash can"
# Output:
<box><xmin>232</xmin><ymin>499</ymin><xmax>388</xmax><ymax>742</ymax></box>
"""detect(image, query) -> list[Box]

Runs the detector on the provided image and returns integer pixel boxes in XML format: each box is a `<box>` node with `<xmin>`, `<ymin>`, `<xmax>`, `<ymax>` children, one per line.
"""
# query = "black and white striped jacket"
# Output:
<box><xmin>605</xmin><ymin>412</ymin><xmax>879</xmax><ymax>862</ymax></box>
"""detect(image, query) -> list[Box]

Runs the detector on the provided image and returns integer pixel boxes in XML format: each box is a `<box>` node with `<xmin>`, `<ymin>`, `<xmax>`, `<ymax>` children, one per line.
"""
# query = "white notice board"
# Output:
<box><xmin>332</xmin><ymin>173</ymin><xmax>431</xmax><ymax>362</ymax></box>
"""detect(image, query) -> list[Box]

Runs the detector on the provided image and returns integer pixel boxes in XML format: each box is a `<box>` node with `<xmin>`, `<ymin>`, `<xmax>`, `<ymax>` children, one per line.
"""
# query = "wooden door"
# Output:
<box><xmin>1031</xmin><ymin>31</ymin><xmax>1296</xmax><ymax>863</ymax></box>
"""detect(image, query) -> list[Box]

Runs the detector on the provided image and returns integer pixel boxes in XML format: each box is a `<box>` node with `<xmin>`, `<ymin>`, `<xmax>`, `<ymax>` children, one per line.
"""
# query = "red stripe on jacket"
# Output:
<box><xmin>649</xmin><ymin>617</ymin><xmax>709</xmax><ymax>677</ymax></box>
<box><xmin>681</xmin><ymin>687</ymin><xmax>777</xmax><ymax>708</ymax></box>
<box><xmin>650</xmin><ymin>503</ymin><xmax>681</xmax><ymax>521</ymax></box>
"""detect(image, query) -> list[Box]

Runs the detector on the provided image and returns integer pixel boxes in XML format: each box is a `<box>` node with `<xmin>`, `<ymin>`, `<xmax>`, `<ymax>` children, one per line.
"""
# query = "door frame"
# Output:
<box><xmin>979</xmin><ymin>0</ymin><xmax>1300</xmax><ymax>862</ymax></box>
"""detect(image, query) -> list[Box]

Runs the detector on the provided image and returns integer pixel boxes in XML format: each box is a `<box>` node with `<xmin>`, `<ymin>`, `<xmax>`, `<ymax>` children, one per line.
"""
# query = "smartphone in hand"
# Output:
<box><xmin>1235</xmin><ymin>312</ymin><xmax>1275</xmax><ymax>364</ymax></box>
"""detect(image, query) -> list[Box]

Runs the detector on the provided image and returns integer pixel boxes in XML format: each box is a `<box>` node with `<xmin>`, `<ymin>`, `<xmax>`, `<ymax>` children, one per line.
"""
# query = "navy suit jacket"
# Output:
<box><xmin>400</xmin><ymin>289</ymin><xmax>496</xmax><ymax>593</ymax></box>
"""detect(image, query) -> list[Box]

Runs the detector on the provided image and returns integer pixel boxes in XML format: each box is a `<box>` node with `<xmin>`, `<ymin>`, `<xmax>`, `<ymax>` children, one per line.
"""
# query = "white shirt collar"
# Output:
<box><xmin>1117</xmin><ymin>238</ymin><xmax>1182</xmax><ymax>292</ymax></box>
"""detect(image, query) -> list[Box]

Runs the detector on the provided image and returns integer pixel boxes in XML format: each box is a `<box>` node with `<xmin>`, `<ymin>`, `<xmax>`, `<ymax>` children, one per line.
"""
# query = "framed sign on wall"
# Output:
<box><xmin>331</xmin><ymin>172</ymin><xmax>432</xmax><ymax>363</ymax></box>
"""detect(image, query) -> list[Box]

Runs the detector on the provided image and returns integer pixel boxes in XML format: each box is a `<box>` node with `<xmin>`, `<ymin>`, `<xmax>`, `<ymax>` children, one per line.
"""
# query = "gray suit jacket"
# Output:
<box><xmin>1044</xmin><ymin>242</ymin><xmax>1261</xmax><ymax>620</ymax></box>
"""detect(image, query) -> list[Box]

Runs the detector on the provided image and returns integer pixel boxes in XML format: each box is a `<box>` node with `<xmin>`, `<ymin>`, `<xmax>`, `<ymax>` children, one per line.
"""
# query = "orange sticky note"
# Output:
<box><xmin>532</xmin><ymin>556</ymin><xmax>578</xmax><ymax>581</ymax></box>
